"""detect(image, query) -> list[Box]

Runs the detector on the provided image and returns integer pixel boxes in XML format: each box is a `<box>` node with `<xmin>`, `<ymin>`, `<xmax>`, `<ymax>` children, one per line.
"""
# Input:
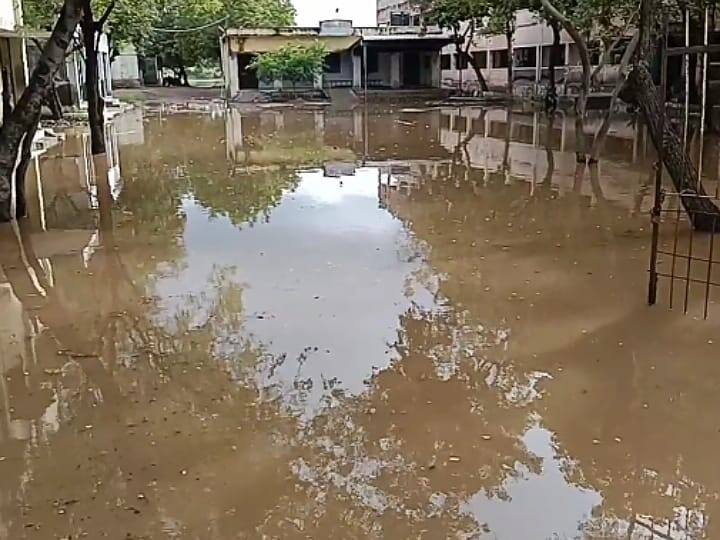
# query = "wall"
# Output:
<box><xmin>0</xmin><ymin>0</ymin><xmax>18</xmax><ymax>31</ymax></box>
<box><xmin>440</xmin><ymin>10</ymin><xmax>575</xmax><ymax>92</ymax></box>
<box><xmin>111</xmin><ymin>53</ymin><xmax>141</xmax><ymax>87</ymax></box>
<box><xmin>324</xmin><ymin>50</ymin><xmax>354</xmax><ymax>86</ymax></box>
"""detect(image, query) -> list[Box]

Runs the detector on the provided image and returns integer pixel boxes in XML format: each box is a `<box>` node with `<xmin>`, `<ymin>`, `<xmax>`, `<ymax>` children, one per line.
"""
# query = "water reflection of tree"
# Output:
<box><xmin>254</xmin><ymin>303</ymin><xmax>542</xmax><ymax>539</ymax></box>
<box><xmin>183</xmin><ymin>167</ymin><xmax>301</xmax><ymax>228</ymax></box>
<box><xmin>381</xmin><ymin>151</ymin><xmax>718</xmax><ymax>538</ymax></box>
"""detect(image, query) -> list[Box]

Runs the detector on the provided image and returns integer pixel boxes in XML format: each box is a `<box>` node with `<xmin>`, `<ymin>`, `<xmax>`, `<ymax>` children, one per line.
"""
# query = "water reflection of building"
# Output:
<box><xmin>225</xmin><ymin>106</ymin><xmax>452</xmax><ymax>168</ymax></box>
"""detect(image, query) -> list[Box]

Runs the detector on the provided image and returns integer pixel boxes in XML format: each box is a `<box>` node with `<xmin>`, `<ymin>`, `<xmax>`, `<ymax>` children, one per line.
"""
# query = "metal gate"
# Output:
<box><xmin>648</xmin><ymin>10</ymin><xmax>720</xmax><ymax>319</ymax></box>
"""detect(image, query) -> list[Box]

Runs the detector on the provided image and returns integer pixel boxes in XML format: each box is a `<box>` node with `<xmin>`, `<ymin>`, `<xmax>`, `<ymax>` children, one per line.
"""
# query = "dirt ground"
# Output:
<box><xmin>115</xmin><ymin>85</ymin><xmax>224</xmax><ymax>104</ymax></box>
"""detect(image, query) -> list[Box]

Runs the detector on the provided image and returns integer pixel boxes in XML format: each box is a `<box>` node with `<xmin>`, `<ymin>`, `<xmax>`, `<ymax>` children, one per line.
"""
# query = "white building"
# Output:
<box><xmin>377</xmin><ymin>2</ymin><xmax>626</xmax><ymax>94</ymax></box>
<box><xmin>0</xmin><ymin>0</ymin><xmax>29</xmax><ymax>124</ymax></box>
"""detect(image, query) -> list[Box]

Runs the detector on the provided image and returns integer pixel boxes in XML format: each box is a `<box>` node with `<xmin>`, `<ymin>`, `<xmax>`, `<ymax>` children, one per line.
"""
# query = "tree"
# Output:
<box><xmin>486</xmin><ymin>0</ymin><xmax>521</xmax><ymax>95</ymax></box>
<box><xmin>24</xmin><ymin>0</ymin><xmax>157</xmax><ymax>155</ymax></box>
<box><xmin>146</xmin><ymin>0</ymin><xmax>296</xmax><ymax>84</ymax></box>
<box><xmin>0</xmin><ymin>0</ymin><xmax>84</xmax><ymax>222</ymax></box>
<box><xmin>250</xmin><ymin>43</ymin><xmax>327</xmax><ymax>91</ymax></box>
<box><xmin>417</xmin><ymin>0</ymin><xmax>491</xmax><ymax>92</ymax></box>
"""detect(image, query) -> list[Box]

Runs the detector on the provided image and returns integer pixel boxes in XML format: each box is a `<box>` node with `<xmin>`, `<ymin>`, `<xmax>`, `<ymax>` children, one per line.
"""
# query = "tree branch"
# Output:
<box><xmin>96</xmin><ymin>0</ymin><xmax>116</xmax><ymax>29</ymax></box>
<box><xmin>540</xmin><ymin>0</ymin><xmax>590</xmax><ymax>93</ymax></box>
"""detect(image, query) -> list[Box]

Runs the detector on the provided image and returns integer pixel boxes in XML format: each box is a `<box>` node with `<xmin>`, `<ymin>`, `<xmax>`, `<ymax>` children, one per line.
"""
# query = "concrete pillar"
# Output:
<box><xmin>353</xmin><ymin>51</ymin><xmax>362</xmax><ymax>89</ymax></box>
<box><xmin>431</xmin><ymin>53</ymin><xmax>441</xmax><ymax>88</ymax></box>
<box><xmin>390</xmin><ymin>52</ymin><xmax>402</xmax><ymax>89</ymax></box>
<box><xmin>353</xmin><ymin>108</ymin><xmax>363</xmax><ymax>143</ymax></box>
<box><xmin>314</xmin><ymin>110</ymin><xmax>324</xmax><ymax>139</ymax></box>
<box><xmin>227</xmin><ymin>52</ymin><xmax>239</xmax><ymax>96</ymax></box>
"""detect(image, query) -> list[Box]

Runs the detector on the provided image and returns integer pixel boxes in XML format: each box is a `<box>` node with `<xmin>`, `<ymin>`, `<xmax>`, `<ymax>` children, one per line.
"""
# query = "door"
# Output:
<box><xmin>403</xmin><ymin>51</ymin><xmax>420</xmax><ymax>87</ymax></box>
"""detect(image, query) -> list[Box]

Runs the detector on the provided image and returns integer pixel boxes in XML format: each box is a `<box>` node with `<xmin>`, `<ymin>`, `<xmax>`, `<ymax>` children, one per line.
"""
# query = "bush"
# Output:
<box><xmin>250</xmin><ymin>43</ymin><xmax>328</xmax><ymax>88</ymax></box>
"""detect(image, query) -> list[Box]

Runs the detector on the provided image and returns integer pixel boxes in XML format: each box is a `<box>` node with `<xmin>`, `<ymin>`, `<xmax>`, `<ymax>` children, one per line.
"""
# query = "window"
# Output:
<box><xmin>455</xmin><ymin>53</ymin><xmax>468</xmax><ymax>70</ymax></box>
<box><xmin>514</xmin><ymin>47</ymin><xmax>536</xmax><ymax>68</ymax></box>
<box><xmin>472</xmin><ymin>51</ymin><xmax>487</xmax><ymax>69</ymax></box>
<box><xmin>325</xmin><ymin>53</ymin><xmax>342</xmax><ymax>74</ymax></box>
<box><xmin>441</xmin><ymin>54</ymin><xmax>452</xmax><ymax>70</ymax></box>
<box><xmin>390</xmin><ymin>12</ymin><xmax>411</xmax><ymax>26</ymax></box>
<box><xmin>491</xmin><ymin>49</ymin><xmax>508</xmax><ymax>68</ymax></box>
<box><xmin>541</xmin><ymin>45</ymin><xmax>566</xmax><ymax>67</ymax></box>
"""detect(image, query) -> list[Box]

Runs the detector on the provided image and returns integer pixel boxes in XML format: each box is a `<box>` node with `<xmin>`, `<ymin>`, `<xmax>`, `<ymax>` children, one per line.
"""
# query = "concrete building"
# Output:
<box><xmin>220</xmin><ymin>20</ymin><xmax>451</xmax><ymax>98</ymax></box>
<box><xmin>0</xmin><ymin>0</ymin><xmax>29</xmax><ymax>124</ymax></box>
<box><xmin>377</xmin><ymin>0</ymin><xmax>421</xmax><ymax>26</ymax></box>
<box><xmin>376</xmin><ymin>2</ymin><xmax>627</xmax><ymax>94</ymax></box>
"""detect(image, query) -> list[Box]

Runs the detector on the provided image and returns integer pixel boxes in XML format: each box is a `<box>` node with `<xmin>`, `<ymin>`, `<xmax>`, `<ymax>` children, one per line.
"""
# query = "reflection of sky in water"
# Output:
<box><xmin>463</xmin><ymin>426</ymin><xmax>602</xmax><ymax>539</ymax></box>
<box><xmin>155</xmin><ymin>167</ymin><xmax>438</xmax><ymax>416</ymax></box>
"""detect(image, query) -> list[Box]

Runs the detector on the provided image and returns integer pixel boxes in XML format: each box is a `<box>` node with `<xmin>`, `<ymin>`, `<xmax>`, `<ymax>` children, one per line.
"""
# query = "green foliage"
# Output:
<box><xmin>420</xmin><ymin>0</ymin><xmax>489</xmax><ymax>32</ymax></box>
<box><xmin>22</xmin><ymin>0</ymin><xmax>296</xmax><ymax>68</ymax></box>
<box><xmin>250</xmin><ymin>43</ymin><xmax>328</xmax><ymax>85</ymax></box>
<box><xmin>22</xmin><ymin>0</ymin><xmax>155</xmax><ymax>51</ymax></box>
<box><xmin>146</xmin><ymin>0</ymin><xmax>295</xmax><ymax>72</ymax></box>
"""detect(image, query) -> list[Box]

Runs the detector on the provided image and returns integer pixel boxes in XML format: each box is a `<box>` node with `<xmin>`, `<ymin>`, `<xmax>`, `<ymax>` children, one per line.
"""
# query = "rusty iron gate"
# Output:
<box><xmin>648</xmin><ymin>11</ymin><xmax>720</xmax><ymax>319</ymax></box>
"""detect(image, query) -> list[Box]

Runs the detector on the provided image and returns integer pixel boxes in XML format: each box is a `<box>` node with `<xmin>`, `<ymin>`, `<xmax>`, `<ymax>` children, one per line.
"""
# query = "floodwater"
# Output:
<box><xmin>0</xmin><ymin>103</ymin><xmax>718</xmax><ymax>539</ymax></box>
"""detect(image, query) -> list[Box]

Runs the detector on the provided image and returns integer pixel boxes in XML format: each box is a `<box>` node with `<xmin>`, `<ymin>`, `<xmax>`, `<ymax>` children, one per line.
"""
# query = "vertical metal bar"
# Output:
<box><xmin>683</xmin><ymin>221</ymin><xmax>695</xmax><ymax>314</ymax></box>
<box><xmin>704</xmin><ymin>216</ymin><xmax>716</xmax><ymax>319</ymax></box>
<box><xmin>649</xmin><ymin>22</ymin><xmax>668</xmax><ymax>306</ymax></box>
<box><xmin>699</xmin><ymin>7</ymin><xmax>709</xmax><ymax>189</ymax></box>
<box><xmin>669</xmin><ymin>204</ymin><xmax>682</xmax><ymax>308</ymax></box>
<box><xmin>683</xmin><ymin>9</ymin><xmax>690</xmax><ymax>150</ymax></box>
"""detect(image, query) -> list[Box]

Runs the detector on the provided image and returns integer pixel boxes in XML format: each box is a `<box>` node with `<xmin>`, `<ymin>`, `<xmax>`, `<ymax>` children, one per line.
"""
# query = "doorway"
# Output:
<box><xmin>237</xmin><ymin>54</ymin><xmax>259</xmax><ymax>89</ymax></box>
<box><xmin>403</xmin><ymin>51</ymin><xmax>420</xmax><ymax>87</ymax></box>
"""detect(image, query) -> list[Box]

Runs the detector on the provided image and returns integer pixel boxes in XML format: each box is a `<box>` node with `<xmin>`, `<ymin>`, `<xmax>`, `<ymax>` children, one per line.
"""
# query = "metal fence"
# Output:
<box><xmin>648</xmin><ymin>10</ymin><xmax>720</xmax><ymax>319</ymax></box>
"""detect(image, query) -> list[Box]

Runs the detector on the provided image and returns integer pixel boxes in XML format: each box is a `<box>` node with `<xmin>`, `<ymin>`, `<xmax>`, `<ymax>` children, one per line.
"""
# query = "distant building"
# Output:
<box><xmin>377</xmin><ymin>0</ymin><xmax>421</xmax><ymax>26</ymax></box>
<box><xmin>220</xmin><ymin>20</ymin><xmax>452</xmax><ymax>98</ymax></box>
<box><xmin>376</xmin><ymin>1</ymin><xmax>626</xmax><ymax>94</ymax></box>
<box><xmin>0</xmin><ymin>0</ymin><xmax>29</xmax><ymax>124</ymax></box>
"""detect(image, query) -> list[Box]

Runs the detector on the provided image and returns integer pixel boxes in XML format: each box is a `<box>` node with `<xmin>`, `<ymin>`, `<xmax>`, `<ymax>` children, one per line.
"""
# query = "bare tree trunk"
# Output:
<box><xmin>505</xmin><ymin>26</ymin><xmax>514</xmax><ymax>96</ymax></box>
<box><xmin>545</xmin><ymin>20</ymin><xmax>561</xmax><ymax>112</ymax></box>
<box><xmin>589</xmin><ymin>31</ymin><xmax>640</xmax><ymax>161</ymax></box>
<box><xmin>624</xmin><ymin>64</ymin><xmax>720</xmax><ymax>231</ymax></box>
<box><xmin>81</xmin><ymin>4</ymin><xmax>105</xmax><ymax>155</ymax></box>
<box><xmin>543</xmin><ymin>112</ymin><xmax>556</xmax><ymax>185</ymax></box>
<box><xmin>14</xmin><ymin>111</ymin><xmax>41</xmax><ymax>218</ymax></box>
<box><xmin>48</xmin><ymin>80</ymin><xmax>63</xmax><ymax>120</ymax></box>
<box><xmin>0</xmin><ymin>0</ymin><xmax>84</xmax><ymax>222</ymax></box>
<box><xmin>456</xmin><ymin>23</ymin><xmax>489</xmax><ymax>93</ymax></box>
<box><xmin>540</xmin><ymin>0</ymin><xmax>592</xmax><ymax>160</ymax></box>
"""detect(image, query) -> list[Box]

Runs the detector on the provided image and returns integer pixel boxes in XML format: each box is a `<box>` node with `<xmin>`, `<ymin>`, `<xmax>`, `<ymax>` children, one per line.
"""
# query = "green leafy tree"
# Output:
<box><xmin>146</xmin><ymin>0</ymin><xmax>295</xmax><ymax>83</ymax></box>
<box><xmin>250</xmin><ymin>43</ymin><xmax>328</xmax><ymax>91</ymax></box>
<box><xmin>417</xmin><ymin>0</ymin><xmax>491</xmax><ymax>92</ymax></box>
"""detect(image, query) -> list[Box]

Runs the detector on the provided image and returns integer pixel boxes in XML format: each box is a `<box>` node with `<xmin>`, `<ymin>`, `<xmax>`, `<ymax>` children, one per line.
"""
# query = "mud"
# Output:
<box><xmin>0</xmin><ymin>105</ymin><xmax>718</xmax><ymax>539</ymax></box>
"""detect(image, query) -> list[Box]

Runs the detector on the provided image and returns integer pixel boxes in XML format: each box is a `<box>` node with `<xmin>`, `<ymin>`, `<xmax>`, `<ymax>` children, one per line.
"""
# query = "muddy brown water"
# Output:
<box><xmin>0</xmin><ymin>105</ymin><xmax>718</xmax><ymax>539</ymax></box>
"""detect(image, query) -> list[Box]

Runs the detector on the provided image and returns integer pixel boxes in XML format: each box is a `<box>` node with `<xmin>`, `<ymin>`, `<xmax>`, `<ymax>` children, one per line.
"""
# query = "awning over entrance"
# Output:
<box><xmin>229</xmin><ymin>35</ymin><xmax>360</xmax><ymax>54</ymax></box>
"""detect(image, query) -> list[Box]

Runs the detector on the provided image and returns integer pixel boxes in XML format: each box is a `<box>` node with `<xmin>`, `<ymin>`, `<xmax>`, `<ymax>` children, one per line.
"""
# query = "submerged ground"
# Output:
<box><xmin>0</xmin><ymin>101</ymin><xmax>718</xmax><ymax>539</ymax></box>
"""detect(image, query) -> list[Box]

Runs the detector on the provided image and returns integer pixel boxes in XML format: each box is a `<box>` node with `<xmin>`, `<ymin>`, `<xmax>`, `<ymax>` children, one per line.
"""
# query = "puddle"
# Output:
<box><xmin>0</xmin><ymin>105</ymin><xmax>718</xmax><ymax>539</ymax></box>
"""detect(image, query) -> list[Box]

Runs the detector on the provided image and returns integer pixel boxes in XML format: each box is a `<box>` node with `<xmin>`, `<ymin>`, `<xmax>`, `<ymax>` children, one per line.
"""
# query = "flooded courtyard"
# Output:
<box><xmin>0</xmin><ymin>103</ymin><xmax>718</xmax><ymax>539</ymax></box>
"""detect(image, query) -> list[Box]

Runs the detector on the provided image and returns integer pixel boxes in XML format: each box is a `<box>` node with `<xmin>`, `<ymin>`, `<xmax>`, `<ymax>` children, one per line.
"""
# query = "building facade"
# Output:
<box><xmin>221</xmin><ymin>20</ymin><xmax>451</xmax><ymax>98</ymax></box>
<box><xmin>376</xmin><ymin>2</ymin><xmax>626</xmax><ymax>94</ymax></box>
<box><xmin>377</xmin><ymin>0</ymin><xmax>421</xmax><ymax>26</ymax></box>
